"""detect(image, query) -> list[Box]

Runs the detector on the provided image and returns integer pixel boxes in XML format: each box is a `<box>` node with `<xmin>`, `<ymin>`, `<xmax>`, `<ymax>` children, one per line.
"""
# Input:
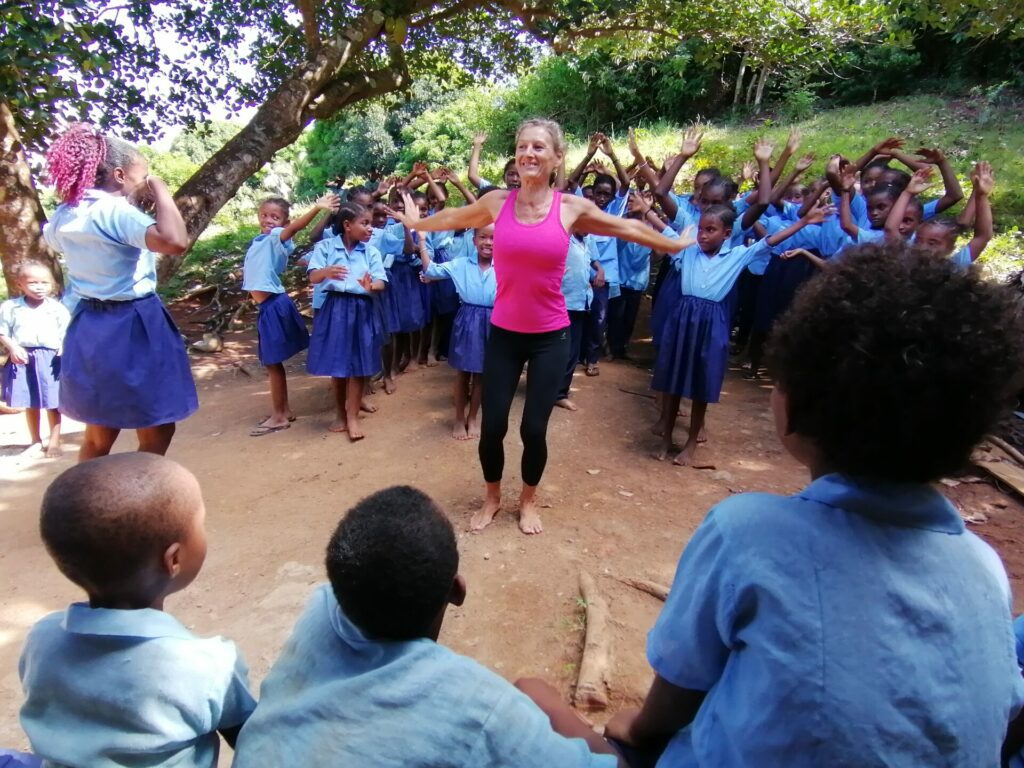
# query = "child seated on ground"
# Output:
<box><xmin>232</xmin><ymin>485</ymin><xmax>621</xmax><ymax>767</ymax></box>
<box><xmin>605</xmin><ymin>241</ymin><xmax>1024</xmax><ymax>766</ymax></box>
<box><xmin>19</xmin><ymin>454</ymin><xmax>256</xmax><ymax>768</ymax></box>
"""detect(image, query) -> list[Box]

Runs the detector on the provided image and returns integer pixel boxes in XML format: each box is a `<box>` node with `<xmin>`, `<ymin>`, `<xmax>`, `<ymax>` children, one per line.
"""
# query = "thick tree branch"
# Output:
<box><xmin>311</xmin><ymin>47</ymin><xmax>410</xmax><ymax>120</ymax></box>
<box><xmin>411</xmin><ymin>0</ymin><xmax>483</xmax><ymax>29</ymax></box>
<box><xmin>294</xmin><ymin>0</ymin><xmax>321</xmax><ymax>49</ymax></box>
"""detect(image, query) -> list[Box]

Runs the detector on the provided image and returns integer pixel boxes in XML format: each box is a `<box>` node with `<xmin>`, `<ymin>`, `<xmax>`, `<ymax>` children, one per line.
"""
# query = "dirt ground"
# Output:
<box><xmin>2</xmin><ymin>298</ymin><xmax>1023</xmax><ymax>757</ymax></box>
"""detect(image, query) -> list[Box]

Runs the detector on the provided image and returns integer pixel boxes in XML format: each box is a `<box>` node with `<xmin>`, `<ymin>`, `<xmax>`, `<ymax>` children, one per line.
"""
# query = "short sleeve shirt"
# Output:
<box><xmin>241</xmin><ymin>228</ymin><xmax>294</xmax><ymax>293</ymax></box>
<box><xmin>0</xmin><ymin>297</ymin><xmax>70</xmax><ymax>350</ymax></box>
<box><xmin>423</xmin><ymin>256</ymin><xmax>496</xmax><ymax>307</ymax></box>
<box><xmin>306</xmin><ymin>237</ymin><xmax>387</xmax><ymax>296</ymax></box>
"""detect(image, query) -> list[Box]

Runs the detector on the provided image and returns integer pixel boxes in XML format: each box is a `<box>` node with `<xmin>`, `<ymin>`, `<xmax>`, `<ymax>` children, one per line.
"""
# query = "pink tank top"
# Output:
<box><xmin>490</xmin><ymin>190</ymin><xmax>571</xmax><ymax>333</ymax></box>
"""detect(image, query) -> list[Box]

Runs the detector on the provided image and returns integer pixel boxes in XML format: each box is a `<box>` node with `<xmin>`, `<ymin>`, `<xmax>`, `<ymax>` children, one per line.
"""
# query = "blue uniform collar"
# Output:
<box><xmin>798</xmin><ymin>473</ymin><xmax>965</xmax><ymax>534</ymax></box>
<box><xmin>331</xmin><ymin>237</ymin><xmax>366</xmax><ymax>254</ymax></box>
<box><xmin>62</xmin><ymin>603</ymin><xmax>196</xmax><ymax>639</ymax></box>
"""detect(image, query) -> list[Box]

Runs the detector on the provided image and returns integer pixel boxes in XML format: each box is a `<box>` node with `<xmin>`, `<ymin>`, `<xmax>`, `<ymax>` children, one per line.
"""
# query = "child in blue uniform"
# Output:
<box><xmin>306</xmin><ymin>202</ymin><xmax>387</xmax><ymax>442</ymax></box>
<box><xmin>606</xmin><ymin>242</ymin><xmax>1024</xmax><ymax>767</ymax></box>
<box><xmin>43</xmin><ymin>123</ymin><xmax>197</xmax><ymax>461</ymax></box>
<box><xmin>243</xmin><ymin>193</ymin><xmax>338</xmax><ymax>437</ymax></box>
<box><xmin>609</xmin><ymin>191</ymin><xmax>658</xmax><ymax>360</ymax></box>
<box><xmin>20</xmin><ymin>453</ymin><xmax>256</xmax><ymax>767</ymax></box>
<box><xmin>555</xmin><ymin>232</ymin><xmax>601</xmax><ymax>411</ymax></box>
<box><xmin>419</xmin><ymin>224</ymin><xmax>497</xmax><ymax>440</ymax></box>
<box><xmin>231</xmin><ymin>486</ymin><xmax>619</xmax><ymax>767</ymax></box>
<box><xmin>653</xmin><ymin>201</ymin><xmax>829</xmax><ymax>466</ymax></box>
<box><xmin>0</xmin><ymin>262</ymin><xmax>70</xmax><ymax>457</ymax></box>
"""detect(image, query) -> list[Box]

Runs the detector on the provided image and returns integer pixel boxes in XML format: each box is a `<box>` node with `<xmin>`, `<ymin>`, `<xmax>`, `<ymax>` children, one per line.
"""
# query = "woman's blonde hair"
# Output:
<box><xmin>515</xmin><ymin>118</ymin><xmax>566</xmax><ymax>157</ymax></box>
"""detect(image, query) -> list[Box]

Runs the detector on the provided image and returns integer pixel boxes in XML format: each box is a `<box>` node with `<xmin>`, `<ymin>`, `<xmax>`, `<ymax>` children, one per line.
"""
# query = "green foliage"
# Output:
<box><xmin>138</xmin><ymin>148</ymin><xmax>199</xmax><ymax>192</ymax></box>
<box><xmin>170</xmin><ymin>122</ymin><xmax>241</xmax><ymax>165</ymax></box>
<box><xmin>825</xmin><ymin>44</ymin><xmax>923</xmax><ymax>105</ymax></box>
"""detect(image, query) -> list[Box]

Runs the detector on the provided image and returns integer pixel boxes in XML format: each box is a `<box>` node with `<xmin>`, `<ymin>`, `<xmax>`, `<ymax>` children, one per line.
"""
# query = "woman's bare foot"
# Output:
<box><xmin>452</xmin><ymin>421</ymin><xmax>469</xmax><ymax>440</ymax></box>
<box><xmin>467</xmin><ymin>414</ymin><xmax>481</xmax><ymax>439</ymax></box>
<box><xmin>328</xmin><ymin>419</ymin><xmax>348</xmax><ymax>433</ymax></box>
<box><xmin>360</xmin><ymin>400</ymin><xmax>378</xmax><ymax>414</ymax></box>
<box><xmin>384</xmin><ymin>376</ymin><xmax>397</xmax><ymax>394</ymax></box>
<box><xmin>470</xmin><ymin>495</ymin><xmax>501</xmax><ymax>532</ymax></box>
<box><xmin>554</xmin><ymin>398</ymin><xmax>577</xmax><ymax>411</ymax></box>
<box><xmin>518</xmin><ymin>498</ymin><xmax>544</xmax><ymax>535</ymax></box>
<box><xmin>673</xmin><ymin>437</ymin><xmax>700</xmax><ymax>466</ymax></box>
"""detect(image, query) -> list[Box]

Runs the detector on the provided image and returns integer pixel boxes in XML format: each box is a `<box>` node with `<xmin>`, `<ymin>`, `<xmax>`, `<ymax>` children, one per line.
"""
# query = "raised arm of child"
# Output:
<box><xmin>568</xmin><ymin>133</ymin><xmax>604</xmax><ymax>189</ymax></box>
<box><xmin>885</xmin><ymin>168</ymin><xmax>934</xmax><ymax>240</ymax></box>
<box><xmin>797</xmin><ymin>178</ymin><xmax>830</xmax><ymax>218</ymax></box>
<box><xmin>281</xmin><ymin>194</ymin><xmax>340</xmax><ymax>243</ymax></box>
<box><xmin>627</xmin><ymin>128</ymin><xmax>662</xmax><ymax>192</ymax></box>
<box><xmin>599</xmin><ymin>135</ymin><xmax>630</xmax><ymax>192</ymax></box>
<box><xmin>881</xmin><ymin>147</ymin><xmax>928</xmax><ymax>172</ymax></box>
<box><xmin>763</xmin><ymin>201</ymin><xmax>833</xmax><ymax>247</ymax></box>
<box><xmin>917</xmin><ymin>147</ymin><xmax>964</xmax><ymax>214</ymax></box>
<box><xmin>468</xmin><ymin>133</ymin><xmax>488</xmax><ymax>190</ymax></box>
<box><xmin>653</xmin><ymin>127</ymin><xmax>703</xmax><ymax>209</ymax></box>
<box><xmin>770</xmin><ymin>153</ymin><xmax>815</xmax><ymax>209</ymax></box>
<box><xmin>836</xmin><ymin>164</ymin><xmax>860</xmax><ymax>240</ymax></box>
<box><xmin>740</xmin><ymin>138</ymin><xmax>775</xmax><ymax>230</ymax></box>
<box><xmin>965</xmin><ymin>161</ymin><xmax>994</xmax><ymax>262</ymax></box>
<box><xmin>422</xmin><ymin>166</ymin><xmax>449</xmax><ymax>206</ymax></box>
<box><xmin>442</xmin><ymin>168</ymin><xmax>477</xmax><ymax>204</ymax></box>
<box><xmin>143</xmin><ymin>176</ymin><xmax>190</xmax><ymax>256</ymax></box>
<box><xmin>769</xmin><ymin>128</ymin><xmax>801</xmax><ymax>186</ymax></box>
<box><xmin>851</xmin><ymin>136</ymin><xmax>904</xmax><ymax>174</ymax></box>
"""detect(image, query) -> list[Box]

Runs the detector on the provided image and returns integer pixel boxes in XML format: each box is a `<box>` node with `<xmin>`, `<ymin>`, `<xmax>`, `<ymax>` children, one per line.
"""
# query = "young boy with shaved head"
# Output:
<box><xmin>18</xmin><ymin>453</ymin><xmax>256</xmax><ymax>768</ymax></box>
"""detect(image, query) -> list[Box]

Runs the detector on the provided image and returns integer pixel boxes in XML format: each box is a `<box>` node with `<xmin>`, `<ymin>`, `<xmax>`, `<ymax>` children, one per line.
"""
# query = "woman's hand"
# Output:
<box><xmin>384</xmin><ymin>189</ymin><xmax>421</xmax><ymax>229</ymax></box>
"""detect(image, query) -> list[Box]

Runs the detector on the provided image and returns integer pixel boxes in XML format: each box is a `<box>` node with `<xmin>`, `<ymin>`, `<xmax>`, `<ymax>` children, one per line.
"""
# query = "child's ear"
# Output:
<box><xmin>162</xmin><ymin>542</ymin><xmax>183</xmax><ymax>579</ymax></box>
<box><xmin>448</xmin><ymin>573</ymin><xmax>467</xmax><ymax>608</ymax></box>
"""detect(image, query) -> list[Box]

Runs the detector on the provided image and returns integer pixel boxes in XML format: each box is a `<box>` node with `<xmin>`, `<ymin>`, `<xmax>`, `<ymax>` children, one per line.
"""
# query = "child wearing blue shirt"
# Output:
<box><xmin>232</xmin><ymin>485</ymin><xmax>621</xmax><ymax>768</ymax></box>
<box><xmin>19</xmin><ymin>453</ymin><xmax>256</xmax><ymax>767</ymax></box>
<box><xmin>556</xmin><ymin>232</ymin><xmax>601</xmax><ymax>411</ymax></box>
<box><xmin>243</xmin><ymin>194</ymin><xmax>338</xmax><ymax>437</ymax></box>
<box><xmin>0</xmin><ymin>262</ymin><xmax>70</xmax><ymax>458</ymax></box>
<box><xmin>608</xmin><ymin>191</ymin><xmax>659</xmax><ymax>360</ymax></box>
<box><xmin>607</xmin><ymin>241</ymin><xmax>1024</xmax><ymax>767</ymax></box>
<box><xmin>419</xmin><ymin>223</ymin><xmax>497</xmax><ymax>441</ymax></box>
<box><xmin>306</xmin><ymin>202</ymin><xmax>387</xmax><ymax>442</ymax></box>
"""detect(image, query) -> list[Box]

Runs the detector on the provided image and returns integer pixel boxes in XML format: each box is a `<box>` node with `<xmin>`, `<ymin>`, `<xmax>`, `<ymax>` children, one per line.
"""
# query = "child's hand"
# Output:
<box><xmin>837</xmin><ymin>160</ymin><xmax>857</xmax><ymax>192</ymax></box>
<box><xmin>358</xmin><ymin>272</ymin><xmax>373</xmax><ymax>292</ymax></box>
<box><xmin>906</xmin><ymin>167</ymin><xmax>935</xmax><ymax>195</ymax></box>
<box><xmin>785</xmin><ymin>128</ymin><xmax>802</xmax><ymax>152</ymax></box>
<box><xmin>781</xmin><ymin>248</ymin><xmax>811</xmax><ymax>261</ymax></box>
<box><xmin>603</xmin><ymin>708</ymin><xmax>641</xmax><ymax>746</ymax></box>
<box><xmin>627</xmin><ymin>192</ymin><xmax>651</xmax><ymax>215</ymax></box>
<box><xmin>873</xmin><ymin>136</ymin><xmax>904</xmax><ymax>154</ymax></box>
<box><xmin>973</xmin><ymin>161</ymin><xmax>995</xmax><ymax>195</ymax></box>
<box><xmin>753</xmin><ymin>137</ymin><xmax>774</xmax><ymax>162</ymax></box>
<box><xmin>740</xmin><ymin>161</ymin><xmax>756</xmax><ymax>183</ymax></box>
<box><xmin>803</xmin><ymin>202</ymin><xmax>836</xmax><ymax>225</ymax></box>
<box><xmin>795</xmin><ymin>152</ymin><xmax>815</xmax><ymax>172</ymax></box>
<box><xmin>592</xmin><ymin>266</ymin><xmax>606</xmax><ymax>288</ymax></box>
<box><xmin>412</xmin><ymin>161</ymin><xmax>429</xmax><ymax>178</ymax></box>
<box><xmin>316</xmin><ymin>193</ymin><xmax>341</xmax><ymax>212</ymax></box>
<box><xmin>472</xmin><ymin>132</ymin><xmax>488</xmax><ymax>147</ymax></box>
<box><xmin>680</xmin><ymin>126</ymin><xmax>703</xmax><ymax>156</ymax></box>
<box><xmin>6</xmin><ymin>343</ymin><xmax>28</xmax><ymax>365</ymax></box>
<box><xmin>324</xmin><ymin>264</ymin><xmax>349</xmax><ymax>281</ymax></box>
<box><xmin>587</xmin><ymin>132</ymin><xmax>604</xmax><ymax>154</ymax></box>
<box><xmin>599</xmin><ymin>135</ymin><xmax>615</xmax><ymax>156</ymax></box>
<box><xmin>915</xmin><ymin>147</ymin><xmax>946</xmax><ymax>165</ymax></box>
<box><xmin>627</xmin><ymin>128</ymin><xmax>644</xmax><ymax>161</ymax></box>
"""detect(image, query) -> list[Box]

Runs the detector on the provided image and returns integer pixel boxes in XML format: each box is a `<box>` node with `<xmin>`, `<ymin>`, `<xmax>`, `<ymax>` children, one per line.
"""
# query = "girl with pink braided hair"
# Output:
<box><xmin>43</xmin><ymin>123</ymin><xmax>197</xmax><ymax>461</ymax></box>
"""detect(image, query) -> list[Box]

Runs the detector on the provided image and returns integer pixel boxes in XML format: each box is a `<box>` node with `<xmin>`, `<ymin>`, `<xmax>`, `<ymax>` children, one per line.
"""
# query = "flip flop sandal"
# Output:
<box><xmin>585</xmin><ymin>364</ymin><xmax>600</xmax><ymax>377</ymax></box>
<box><xmin>249</xmin><ymin>423</ymin><xmax>291</xmax><ymax>437</ymax></box>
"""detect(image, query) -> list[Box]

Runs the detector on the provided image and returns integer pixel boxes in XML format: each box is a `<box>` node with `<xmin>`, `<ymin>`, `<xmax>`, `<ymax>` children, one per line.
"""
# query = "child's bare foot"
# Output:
<box><xmin>518</xmin><ymin>498</ymin><xmax>544</xmax><ymax>535</ymax></box>
<box><xmin>467</xmin><ymin>414</ymin><xmax>481</xmax><ymax>439</ymax></box>
<box><xmin>650</xmin><ymin>420</ymin><xmax>667</xmax><ymax>437</ymax></box>
<box><xmin>328</xmin><ymin>419</ymin><xmax>348</xmax><ymax>433</ymax></box>
<box><xmin>696</xmin><ymin>427</ymin><xmax>708</xmax><ymax>444</ymax></box>
<box><xmin>45</xmin><ymin>441</ymin><xmax>63</xmax><ymax>458</ymax></box>
<box><xmin>673</xmin><ymin>438</ymin><xmax>700</xmax><ymax>466</ymax></box>
<box><xmin>554</xmin><ymin>398</ymin><xmax>577</xmax><ymax>411</ymax></box>
<box><xmin>397</xmin><ymin>355</ymin><xmax>412</xmax><ymax>373</ymax></box>
<box><xmin>360</xmin><ymin>400</ymin><xmax>377</xmax><ymax>414</ymax></box>
<box><xmin>347</xmin><ymin>418</ymin><xmax>365</xmax><ymax>441</ymax></box>
<box><xmin>470</xmin><ymin>496</ymin><xmax>501</xmax><ymax>532</ymax></box>
<box><xmin>419</xmin><ymin>356</ymin><xmax>438</xmax><ymax>368</ymax></box>
<box><xmin>452</xmin><ymin>421</ymin><xmax>469</xmax><ymax>440</ymax></box>
<box><xmin>384</xmin><ymin>376</ymin><xmax>397</xmax><ymax>394</ymax></box>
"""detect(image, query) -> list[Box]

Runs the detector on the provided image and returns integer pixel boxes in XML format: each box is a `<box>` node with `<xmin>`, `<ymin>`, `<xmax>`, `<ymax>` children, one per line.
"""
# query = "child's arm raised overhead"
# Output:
<box><xmin>851</xmin><ymin>136</ymin><xmax>904</xmax><ymax>173</ymax></box>
<box><xmin>281</xmin><ymin>194</ymin><xmax>340</xmax><ymax>243</ymax></box>
<box><xmin>422</xmin><ymin>165</ymin><xmax>449</xmax><ymax>206</ymax></box>
<box><xmin>468</xmin><ymin>132</ymin><xmax>489</xmax><ymax>190</ymax></box>
<box><xmin>740</xmin><ymin>138</ymin><xmax>775</xmax><ymax>230</ymax></box>
<box><xmin>916</xmin><ymin>147</ymin><xmax>964</xmax><ymax>214</ymax></box>
<box><xmin>836</xmin><ymin>164</ymin><xmax>860</xmax><ymax>240</ymax></box>
<box><xmin>441</xmin><ymin>168</ymin><xmax>477</xmax><ymax>204</ymax></box>
<box><xmin>143</xmin><ymin>176</ymin><xmax>190</xmax><ymax>256</ymax></box>
<box><xmin>881</xmin><ymin>147</ymin><xmax>928</xmax><ymax>171</ymax></box>
<box><xmin>966</xmin><ymin>161</ymin><xmax>994</xmax><ymax>261</ymax></box>
<box><xmin>627</xmin><ymin>129</ymin><xmax>662</xmax><ymax>192</ymax></box>
<box><xmin>653</xmin><ymin>127</ymin><xmax>703</xmax><ymax>214</ymax></box>
<box><xmin>884</xmin><ymin>168</ymin><xmax>933</xmax><ymax>240</ymax></box>
<box><xmin>769</xmin><ymin>153</ymin><xmax>815</xmax><ymax>210</ymax></box>
<box><xmin>568</xmin><ymin>133</ymin><xmax>604</xmax><ymax>189</ymax></box>
<box><xmin>768</xmin><ymin>128</ymin><xmax>801</xmax><ymax>186</ymax></box>
<box><xmin>797</xmin><ymin>178</ymin><xmax>829</xmax><ymax>218</ymax></box>
<box><xmin>599</xmin><ymin>134</ymin><xmax>631</xmax><ymax>192</ymax></box>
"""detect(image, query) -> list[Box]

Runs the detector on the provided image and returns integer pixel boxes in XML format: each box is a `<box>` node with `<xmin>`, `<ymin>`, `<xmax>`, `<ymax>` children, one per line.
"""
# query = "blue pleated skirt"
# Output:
<box><xmin>256</xmin><ymin>292</ymin><xmax>309</xmax><ymax>365</ymax></box>
<box><xmin>380</xmin><ymin>269</ymin><xmax>402</xmax><ymax>335</ymax></box>
<box><xmin>2</xmin><ymin>348</ymin><xmax>60</xmax><ymax>409</ymax></box>
<box><xmin>60</xmin><ymin>294</ymin><xmax>198</xmax><ymax>428</ymax></box>
<box><xmin>448</xmin><ymin>303</ymin><xmax>492</xmax><ymax>374</ymax></box>
<box><xmin>430</xmin><ymin>248</ymin><xmax>460</xmax><ymax>316</ymax></box>
<box><xmin>651</xmin><ymin>267</ymin><xmax>682</xmax><ymax>348</ymax></box>
<box><xmin>307</xmin><ymin>292</ymin><xmax>383</xmax><ymax>378</ymax></box>
<box><xmin>753</xmin><ymin>253</ymin><xmax>819</xmax><ymax>334</ymax></box>
<box><xmin>389</xmin><ymin>262</ymin><xmax>427</xmax><ymax>332</ymax></box>
<box><xmin>651</xmin><ymin>295</ymin><xmax>729</xmax><ymax>402</ymax></box>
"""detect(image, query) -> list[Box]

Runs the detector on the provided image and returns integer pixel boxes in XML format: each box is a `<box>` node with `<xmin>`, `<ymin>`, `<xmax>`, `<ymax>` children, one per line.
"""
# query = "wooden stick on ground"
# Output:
<box><xmin>986</xmin><ymin>435</ymin><xmax>1024</xmax><ymax>468</ymax></box>
<box><xmin>574</xmin><ymin>570</ymin><xmax>611</xmax><ymax>711</ymax></box>
<box><xmin>615</xmin><ymin>576</ymin><xmax>670</xmax><ymax>601</ymax></box>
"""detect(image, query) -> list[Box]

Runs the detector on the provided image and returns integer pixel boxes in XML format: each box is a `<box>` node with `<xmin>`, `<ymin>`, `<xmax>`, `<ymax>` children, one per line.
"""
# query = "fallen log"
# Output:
<box><xmin>615</xmin><ymin>576</ymin><xmax>670</xmax><ymax>601</ymax></box>
<box><xmin>574</xmin><ymin>570</ymin><xmax>611</xmax><ymax>711</ymax></box>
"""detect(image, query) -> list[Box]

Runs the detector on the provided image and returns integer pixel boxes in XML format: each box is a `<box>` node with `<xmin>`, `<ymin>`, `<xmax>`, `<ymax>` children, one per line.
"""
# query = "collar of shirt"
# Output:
<box><xmin>62</xmin><ymin>603</ymin><xmax>196</xmax><ymax>640</ymax></box>
<box><xmin>797</xmin><ymin>473</ymin><xmax>965</xmax><ymax>534</ymax></box>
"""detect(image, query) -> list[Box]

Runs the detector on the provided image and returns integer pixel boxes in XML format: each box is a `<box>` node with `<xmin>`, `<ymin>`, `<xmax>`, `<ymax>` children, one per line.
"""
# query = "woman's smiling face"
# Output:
<box><xmin>515</xmin><ymin>127</ymin><xmax>562</xmax><ymax>185</ymax></box>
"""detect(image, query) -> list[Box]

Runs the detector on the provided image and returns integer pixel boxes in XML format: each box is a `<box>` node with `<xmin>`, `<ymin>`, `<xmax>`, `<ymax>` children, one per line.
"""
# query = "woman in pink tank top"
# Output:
<box><xmin>389</xmin><ymin>119</ymin><xmax>687</xmax><ymax>536</ymax></box>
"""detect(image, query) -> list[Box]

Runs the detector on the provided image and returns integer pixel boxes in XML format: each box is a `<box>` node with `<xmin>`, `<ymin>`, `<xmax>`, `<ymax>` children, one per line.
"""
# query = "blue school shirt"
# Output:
<box><xmin>423</xmin><ymin>255</ymin><xmax>496</xmax><ymax>307</ymax></box>
<box><xmin>669</xmin><ymin>239</ymin><xmax>771</xmax><ymax>302</ymax></box>
<box><xmin>306</xmin><ymin>237</ymin><xmax>386</xmax><ymax>296</ymax></box>
<box><xmin>241</xmin><ymin>227</ymin><xmax>294</xmax><ymax>293</ymax></box>
<box><xmin>562</xmin><ymin>235</ymin><xmax>597</xmax><ymax>312</ymax></box>
<box><xmin>617</xmin><ymin>239</ymin><xmax>653</xmax><ymax>292</ymax></box>
<box><xmin>763</xmin><ymin>217</ymin><xmax>826</xmax><ymax>256</ymax></box>
<box><xmin>43</xmin><ymin>190</ymin><xmax>158</xmax><ymax>301</ymax></box>
<box><xmin>232</xmin><ymin>585</ymin><xmax>616</xmax><ymax>768</ymax></box>
<box><xmin>951</xmin><ymin>245</ymin><xmax>973</xmax><ymax>268</ymax></box>
<box><xmin>19</xmin><ymin>604</ymin><xmax>256</xmax><ymax>768</ymax></box>
<box><xmin>0</xmin><ymin>297</ymin><xmax>70</xmax><ymax>350</ymax></box>
<box><xmin>448</xmin><ymin>230</ymin><xmax>478</xmax><ymax>262</ymax></box>
<box><xmin>590</xmin><ymin>191</ymin><xmax>629</xmax><ymax>294</ymax></box>
<box><xmin>648</xmin><ymin>473</ymin><xmax>1024</xmax><ymax>768</ymax></box>
<box><xmin>377</xmin><ymin>221</ymin><xmax>407</xmax><ymax>269</ymax></box>
<box><xmin>670</xmin><ymin>194</ymin><xmax>701</xmax><ymax>234</ymax></box>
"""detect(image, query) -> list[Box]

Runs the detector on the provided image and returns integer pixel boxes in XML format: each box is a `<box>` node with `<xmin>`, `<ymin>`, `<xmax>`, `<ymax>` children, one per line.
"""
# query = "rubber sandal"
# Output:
<box><xmin>585</xmin><ymin>364</ymin><xmax>600</xmax><ymax>377</ymax></box>
<box><xmin>249</xmin><ymin>423</ymin><xmax>291</xmax><ymax>437</ymax></box>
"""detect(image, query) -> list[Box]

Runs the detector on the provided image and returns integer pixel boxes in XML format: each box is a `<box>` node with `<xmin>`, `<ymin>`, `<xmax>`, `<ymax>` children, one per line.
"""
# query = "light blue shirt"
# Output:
<box><xmin>562</xmin><ymin>235</ymin><xmax>597</xmax><ymax>312</ymax></box>
<box><xmin>648</xmin><ymin>473</ymin><xmax>1024</xmax><ymax>768</ymax></box>
<box><xmin>669</xmin><ymin>239</ymin><xmax>771</xmax><ymax>302</ymax></box>
<box><xmin>43</xmin><ymin>190</ymin><xmax>158</xmax><ymax>301</ymax></box>
<box><xmin>19</xmin><ymin>604</ymin><xmax>256</xmax><ymax>768</ymax></box>
<box><xmin>670</xmin><ymin>194</ymin><xmax>701</xmax><ymax>234</ymax></box>
<box><xmin>423</xmin><ymin>255</ymin><xmax>496</xmax><ymax>307</ymax></box>
<box><xmin>233</xmin><ymin>585</ymin><xmax>616</xmax><ymax>768</ymax></box>
<box><xmin>951</xmin><ymin>245</ymin><xmax>973</xmax><ymax>268</ymax></box>
<box><xmin>377</xmin><ymin>221</ymin><xmax>407</xmax><ymax>269</ymax></box>
<box><xmin>0</xmin><ymin>297</ymin><xmax>70</xmax><ymax>350</ymax></box>
<box><xmin>307</xmin><ymin>237</ymin><xmax>386</xmax><ymax>296</ymax></box>
<box><xmin>241</xmin><ymin>227</ymin><xmax>294</xmax><ymax>293</ymax></box>
<box><xmin>448</xmin><ymin>230</ymin><xmax>478</xmax><ymax>263</ymax></box>
<box><xmin>426</xmin><ymin>229</ymin><xmax>455</xmax><ymax>258</ymax></box>
<box><xmin>590</xmin><ymin>191</ymin><xmax>629</xmax><ymax>293</ymax></box>
<box><xmin>617</xmin><ymin>239</ymin><xmax>653</xmax><ymax>292</ymax></box>
<box><xmin>763</xmin><ymin>217</ymin><xmax>826</xmax><ymax>256</ymax></box>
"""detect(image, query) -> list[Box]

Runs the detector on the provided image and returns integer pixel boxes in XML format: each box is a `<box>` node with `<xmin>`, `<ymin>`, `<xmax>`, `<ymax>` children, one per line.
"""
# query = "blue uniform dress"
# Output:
<box><xmin>559</xmin><ymin>235</ymin><xmax>597</xmax><ymax>400</ymax></box>
<box><xmin>426</xmin><ymin>229</ymin><xmax>461</xmax><ymax>358</ymax></box>
<box><xmin>423</xmin><ymin>254</ymin><xmax>496</xmax><ymax>374</ymax></box>
<box><xmin>609</xmin><ymin>238</ymin><xmax>653</xmax><ymax>357</ymax></box>
<box><xmin>0</xmin><ymin>297</ymin><xmax>69</xmax><ymax>410</ymax></box>
<box><xmin>306</xmin><ymin>237</ymin><xmax>387</xmax><ymax>378</ymax></box>
<box><xmin>751</xmin><ymin>216</ymin><xmax>826</xmax><ymax>335</ymax></box>
<box><xmin>375</xmin><ymin>222</ymin><xmax>406</xmax><ymax>334</ymax></box>
<box><xmin>387</xmin><ymin>222</ymin><xmax>428</xmax><ymax>333</ymax></box>
<box><xmin>43</xmin><ymin>190</ymin><xmax>198</xmax><ymax>429</ymax></box>
<box><xmin>584</xmin><ymin>191</ymin><xmax>628</xmax><ymax>365</ymax></box>
<box><xmin>232</xmin><ymin>585</ymin><xmax>617</xmax><ymax>768</ymax></box>
<box><xmin>647</xmin><ymin>474</ymin><xmax>1024</xmax><ymax>767</ymax></box>
<box><xmin>19</xmin><ymin>604</ymin><xmax>256</xmax><ymax>768</ymax></box>
<box><xmin>652</xmin><ymin>239</ymin><xmax>770</xmax><ymax>402</ymax></box>
<box><xmin>242</xmin><ymin>227</ymin><xmax>310</xmax><ymax>365</ymax></box>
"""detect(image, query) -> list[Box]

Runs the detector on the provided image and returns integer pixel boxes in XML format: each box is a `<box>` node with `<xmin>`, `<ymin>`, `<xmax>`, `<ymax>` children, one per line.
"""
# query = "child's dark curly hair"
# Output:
<box><xmin>767</xmin><ymin>241</ymin><xmax>1024</xmax><ymax>482</ymax></box>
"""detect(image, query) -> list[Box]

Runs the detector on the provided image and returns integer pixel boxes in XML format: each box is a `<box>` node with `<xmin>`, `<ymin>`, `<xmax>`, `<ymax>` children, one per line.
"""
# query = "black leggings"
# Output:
<box><xmin>480</xmin><ymin>324</ymin><xmax>570</xmax><ymax>486</ymax></box>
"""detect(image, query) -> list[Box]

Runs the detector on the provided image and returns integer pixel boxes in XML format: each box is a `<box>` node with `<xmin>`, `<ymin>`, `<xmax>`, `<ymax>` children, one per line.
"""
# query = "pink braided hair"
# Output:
<box><xmin>46</xmin><ymin>123</ymin><xmax>106</xmax><ymax>206</ymax></box>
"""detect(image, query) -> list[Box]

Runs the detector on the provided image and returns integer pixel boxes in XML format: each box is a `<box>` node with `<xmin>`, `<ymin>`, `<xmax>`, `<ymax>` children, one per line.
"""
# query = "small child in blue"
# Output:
<box><xmin>231</xmin><ymin>485</ymin><xmax>621</xmax><ymax>768</ymax></box>
<box><xmin>19</xmin><ymin>453</ymin><xmax>256</xmax><ymax>768</ymax></box>
<box><xmin>419</xmin><ymin>222</ymin><xmax>497</xmax><ymax>441</ymax></box>
<box><xmin>606</xmin><ymin>241</ymin><xmax>1024</xmax><ymax>767</ymax></box>
<box><xmin>653</xmin><ymin>200</ymin><xmax>828</xmax><ymax>466</ymax></box>
<box><xmin>306</xmin><ymin>202</ymin><xmax>387</xmax><ymax>442</ymax></box>
<box><xmin>243</xmin><ymin>193</ymin><xmax>338</xmax><ymax>437</ymax></box>
<box><xmin>0</xmin><ymin>262</ymin><xmax>70</xmax><ymax>458</ymax></box>
<box><xmin>555</xmin><ymin>231</ymin><xmax>601</xmax><ymax>411</ymax></box>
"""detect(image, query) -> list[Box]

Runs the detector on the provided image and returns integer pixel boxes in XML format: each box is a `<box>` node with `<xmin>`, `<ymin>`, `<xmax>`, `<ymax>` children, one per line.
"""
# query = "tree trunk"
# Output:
<box><xmin>733</xmin><ymin>53</ymin><xmax>749</xmax><ymax>107</ymax></box>
<box><xmin>0</xmin><ymin>100</ymin><xmax>64</xmax><ymax>296</ymax></box>
<box><xmin>753</xmin><ymin>66</ymin><xmax>770</xmax><ymax>112</ymax></box>
<box><xmin>745</xmin><ymin>68</ymin><xmax>758</xmax><ymax>105</ymax></box>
